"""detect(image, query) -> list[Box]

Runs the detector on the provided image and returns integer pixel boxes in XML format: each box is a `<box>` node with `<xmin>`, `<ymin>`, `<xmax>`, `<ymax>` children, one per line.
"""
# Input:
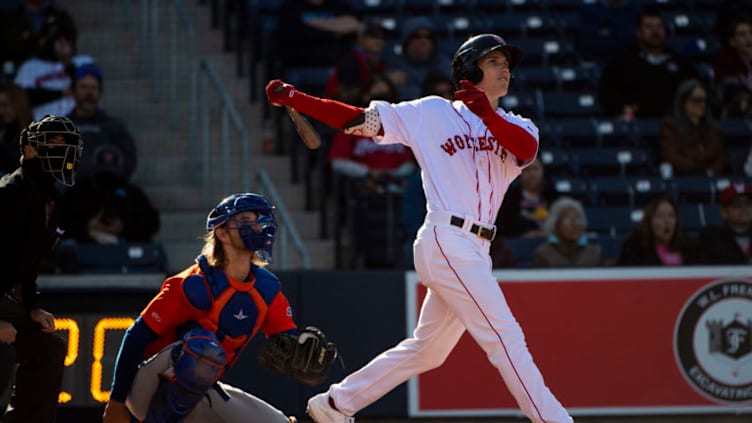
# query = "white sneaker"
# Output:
<box><xmin>306</xmin><ymin>392</ymin><xmax>355</xmax><ymax>423</ymax></box>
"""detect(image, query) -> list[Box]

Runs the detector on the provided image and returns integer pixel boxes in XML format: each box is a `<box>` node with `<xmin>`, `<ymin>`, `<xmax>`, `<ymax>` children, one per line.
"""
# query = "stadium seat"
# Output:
<box><xmin>669</xmin><ymin>35</ymin><xmax>721</xmax><ymax>63</ymax></box>
<box><xmin>553</xmin><ymin>63</ymin><xmax>601</xmax><ymax>92</ymax></box>
<box><xmin>590</xmin><ymin>233</ymin><xmax>628</xmax><ymax>261</ymax></box>
<box><xmin>479</xmin><ymin>13</ymin><xmax>560</xmax><ymax>38</ymax></box>
<box><xmin>539</xmin><ymin>148</ymin><xmax>575</xmax><ymax>176</ymax></box>
<box><xmin>551</xmin><ymin>176</ymin><xmax>591</xmax><ymax>205</ymax></box>
<box><xmin>284</xmin><ymin>66</ymin><xmax>333</xmax><ymax>97</ymax></box>
<box><xmin>631</xmin><ymin>118</ymin><xmax>661</xmax><ymax>147</ymax></box>
<box><xmin>727</xmin><ymin>146</ymin><xmax>750</xmax><ymax>176</ymax></box>
<box><xmin>718</xmin><ymin>118</ymin><xmax>752</xmax><ymax>147</ymax></box>
<box><xmin>500</xmin><ymin>91</ymin><xmax>541</xmax><ymax>118</ymax></box>
<box><xmin>593</xmin><ymin>118</ymin><xmax>636</xmax><ymax>147</ymax></box>
<box><xmin>553</xmin><ymin>117</ymin><xmax>600</xmax><ymax>147</ymax></box>
<box><xmin>671</xmin><ymin>175</ymin><xmax>716</xmax><ymax>204</ymax></box>
<box><xmin>51</xmin><ymin>242</ymin><xmax>168</xmax><ymax>274</ymax></box>
<box><xmin>542</xmin><ymin>92</ymin><xmax>601</xmax><ymax>118</ymax></box>
<box><xmin>515</xmin><ymin>65</ymin><xmax>559</xmax><ymax>91</ymax></box>
<box><xmin>505</xmin><ymin>237</ymin><xmax>546</xmax><ymax>268</ymax></box>
<box><xmin>590</xmin><ymin>176</ymin><xmax>668</xmax><ymax>208</ymax></box>
<box><xmin>664</xmin><ymin>11</ymin><xmax>712</xmax><ymax>36</ymax></box>
<box><xmin>701</xmin><ymin>203</ymin><xmax>722</xmax><ymax>227</ymax></box>
<box><xmin>474</xmin><ymin>0</ymin><xmax>546</xmax><ymax>14</ymax></box>
<box><xmin>679</xmin><ymin>204</ymin><xmax>704</xmax><ymax>233</ymax></box>
<box><xmin>586</xmin><ymin>206</ymin><xmax>643</xmax><ymax>236</ymax></box>
<box><xmin>511</xmin><ymin>37</ymin><xmax>579</xmax><ymax>65</ymax></box>
<box><xmin>576</xmin><ymin>147</ymin><xmax>653</xmax><ymax>177</ymax></box>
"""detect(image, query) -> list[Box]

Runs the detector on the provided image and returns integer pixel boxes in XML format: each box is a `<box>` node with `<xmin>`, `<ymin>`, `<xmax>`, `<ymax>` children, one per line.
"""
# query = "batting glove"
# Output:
<box><xmin>454</xmin><ymin>80</ymin><xmax>495</xmax><ymax>120</ymax></box>
<box><xmin>266</xmin><ymin>79</ymin><xmax>297</xmax><ymax>107</ymax></box>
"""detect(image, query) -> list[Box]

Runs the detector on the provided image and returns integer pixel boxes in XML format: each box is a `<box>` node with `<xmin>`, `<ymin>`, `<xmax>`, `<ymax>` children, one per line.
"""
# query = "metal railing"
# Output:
<box><xmin>137</xmin><ymin>0</ymin><xmax>310</xmax><ymax>269</ymax></box>
<box><xmin>256</xmin><ymin>170</ymin><xmax>311</xmax><ymax>269</ymax></box>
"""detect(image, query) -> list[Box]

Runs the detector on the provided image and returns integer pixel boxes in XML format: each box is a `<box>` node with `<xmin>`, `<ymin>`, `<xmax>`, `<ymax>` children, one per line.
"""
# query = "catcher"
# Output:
<box><xmin>102</xmin><ymin>193</ymin><xmax>338</xmax><ymax>423</ymax></box>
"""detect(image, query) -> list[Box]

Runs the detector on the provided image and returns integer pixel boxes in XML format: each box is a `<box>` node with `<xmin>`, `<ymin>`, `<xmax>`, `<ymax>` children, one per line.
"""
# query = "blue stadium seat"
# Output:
<box><xmin>632</xmin><ymin>118</ymin><xmax>661</xmax><ymax>147</ymax></box>
<box><xmin>53</xmin><ymin>242</ymin><xmax>168</xmax><ymax>274</ymax></box>
<box><xmin>593</xmin><ymin>118</ymin><xmax>636</xmax><ymax>147</ymax></box>
<box><xmin>541</xmin><ymin>92</ymin><xmax>601</xmax><ymax>118</ymax></box>
<box><xmin>576</xmin><ymin>147</ymin><xmax>653</xmax><ymax>177</ymax></box>
<box><xmin>671</xmin><ymin>175</ymin><xmax>716</xmax><ymax>204</ymax></box>
<box><xmin>515</xmin><ymin>65</ymin><xmax>559</xmax><ymax>91</ymax></box>
<box><xmin>284</xmin><ymin>66</ymin><xmax>333</xmax><ymax>97</ymax></box>
<box><xmin>586</xmin><ymin>206</ymin><xmax>643</xmax><ymax>236</ymax></box>
<box><xmin>539</xmin><ymin>148</ymin><xmax>576</xmax><ymax>176</ymax></box>
<box><xmin>718</xmin><ymin>118</ymin><xmax>752</xmax><ymax>147</ymax></box>
<box><xmin>728</xmin><ymin>146</ymin><xmax>750</xmax><ymax>176</ymax></box>
<box><xmin>511</xmin><ymin>37</ymin><xmax>579</xmax><ymax>65</ymax></box>
<box><xmin>679</xmin><ymin>204</ymin><xmax>704</xmax><ymax>233</ymax></box>
<box><xmin>500</xmin><ymin>91</ymin><xmax>541</xmax><ymax>118</ymax></box>
<box><xmin>701</xmin><ymin>203</ymin><xmax>722</xmax><ymax>227</ymax></box>
<box><xmin>551</xmin><ymin>176</ymin><xmax>591</xmax><ymax>205</ymax></box>
<box><xmin>590</xmin><ymin>233</ymin><xmax>628</xmax><ymax>261</ymax></box>
<box><xmin>669</xmin><ymin>35</ymin><xmax>721</xmax><ymax>63</ymax></box>
<box><xmin>664</xmin><ymin>11</ymin><xmax>712</xmax><ymax>36</ymax></box>
<box><xmin>553</xmin><ymin>117</ymin><xmax>599</xmax><ymax>147</ymax></box>
<box><xmin>505</xmin><ymin>237</ymin><xmax>546</xmax><ymax>268</ymax></box>
<box><xmin>553</xmin><ymin>63</ymin><xmax>601</xmax><ymax>92</ymax></box>
<box><xmin>475</xmin><ymin>0</ymin><xmax>546</xmax><ymax>14</ymax></box>
<box><xmin>432</xmin><ymin>14</ymin><xmax>479</xmax><ymax>40</ymax></box>
<box><xmin>590</xmin><ymin>176</ymin><xmax>668</xmax><ymax>208</ymax></box>
<box><xmin>479</xmin><ymin>13</ymin><xmax>560</xmax><ymax>38</ymax></box>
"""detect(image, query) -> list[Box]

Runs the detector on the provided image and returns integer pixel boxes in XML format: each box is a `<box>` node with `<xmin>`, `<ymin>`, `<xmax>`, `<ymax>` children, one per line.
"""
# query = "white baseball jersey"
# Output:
<box><xmin>325</xmin><ymin>95</ymin><xmax>573</xmax><ymax>423</ymax></box>
<box><xmin>374</xmin><ymin>96</ymin><xmax>538</xmax><ymax>227</ymax></box>
<box><xmin>14</xmin><ymin>55</ymin><xmax>94</xmax><ymax>120</ymax></box>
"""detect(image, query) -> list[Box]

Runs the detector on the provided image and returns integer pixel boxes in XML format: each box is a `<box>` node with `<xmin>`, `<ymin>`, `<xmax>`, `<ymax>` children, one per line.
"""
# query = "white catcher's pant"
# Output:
<box><xmin>328</xmin><ymin>216</ymin><xmax>573</xmax><ymax>423</ymax></box>
<box><xmin>124</xmin><ymin>344</ymin><xmax>291</xmax><ymax>423</ymax></box>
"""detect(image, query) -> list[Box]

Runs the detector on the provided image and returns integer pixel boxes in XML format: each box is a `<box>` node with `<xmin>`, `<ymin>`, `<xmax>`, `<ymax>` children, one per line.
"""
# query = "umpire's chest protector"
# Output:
<box><xmin>182</xmin><ymin>255</ymin><xmax>281</xmax><ymax>366</ymax></box>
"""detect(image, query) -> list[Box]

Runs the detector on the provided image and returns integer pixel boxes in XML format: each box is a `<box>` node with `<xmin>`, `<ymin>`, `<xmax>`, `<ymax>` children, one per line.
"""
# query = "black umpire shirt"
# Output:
<box><xmin>0</xmin><ymin>158</ymin><xmax>63</xmax><ymax>312</ymax></box>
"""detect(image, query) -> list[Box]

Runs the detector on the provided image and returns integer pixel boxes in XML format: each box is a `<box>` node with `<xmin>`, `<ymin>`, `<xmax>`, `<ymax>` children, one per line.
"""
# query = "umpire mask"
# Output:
<box><xmin>207</xmin><ymin>193</ymin><xmax>278</xmax><ymax>263</ymax></box>
<box><xmin>21</xmin><ymin>115</ymin><xmax>83</xmax><ymax>186</ymax></box>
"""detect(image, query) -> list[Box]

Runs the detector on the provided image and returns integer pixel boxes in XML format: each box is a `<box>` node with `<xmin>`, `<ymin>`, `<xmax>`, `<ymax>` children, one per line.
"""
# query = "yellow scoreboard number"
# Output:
<box><xmin>54</xmin><ymin>316</ymin><xmax>135</xmax><ymax>405</ymax></box>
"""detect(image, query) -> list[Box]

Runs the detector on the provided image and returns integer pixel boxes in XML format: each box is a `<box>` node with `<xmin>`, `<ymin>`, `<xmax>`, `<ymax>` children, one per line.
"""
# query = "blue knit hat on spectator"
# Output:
<box><xmin>74</xmin><ymin>63</ymin><xmax>103</xmax><ymax>86</ymax></box>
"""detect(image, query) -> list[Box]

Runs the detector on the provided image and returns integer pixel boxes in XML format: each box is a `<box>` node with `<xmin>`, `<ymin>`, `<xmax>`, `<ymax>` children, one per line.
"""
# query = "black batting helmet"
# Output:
<box><xmin>451</xmin><ymin>34</ymin><xmax>523</xmax><ymax>88</ymax></box>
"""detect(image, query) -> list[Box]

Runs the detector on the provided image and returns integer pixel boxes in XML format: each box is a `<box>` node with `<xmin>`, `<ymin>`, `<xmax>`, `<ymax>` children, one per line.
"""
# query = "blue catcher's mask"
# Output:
<box><xmin>206</xmin><ymin>193</ymin><xmax>278</xmax><ymax>263</ymax></box>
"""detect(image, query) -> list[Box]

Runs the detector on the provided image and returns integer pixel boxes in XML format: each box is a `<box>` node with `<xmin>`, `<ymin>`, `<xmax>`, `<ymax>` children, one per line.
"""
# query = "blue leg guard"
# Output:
<box><xmin>145</xmin><ymin>329</ymin><xmax>227</xmax><ymax>423</ymax></box>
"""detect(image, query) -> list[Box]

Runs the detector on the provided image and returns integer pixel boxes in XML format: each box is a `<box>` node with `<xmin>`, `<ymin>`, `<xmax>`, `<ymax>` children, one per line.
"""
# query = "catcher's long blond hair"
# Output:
<box><xmin>200</xmin><ymin>227</ymin><xmax>266</xmax><ymax>268</ymax></box>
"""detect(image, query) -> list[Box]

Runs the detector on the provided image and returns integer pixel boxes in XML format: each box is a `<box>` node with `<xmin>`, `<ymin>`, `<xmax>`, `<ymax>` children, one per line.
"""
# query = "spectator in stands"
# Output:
<box><xmin>324</xmin><ymin>18</ymin><xmax>387</xmax><ymax>103</ymax></box>
<box><xmin>14</xmin><ymin>17</ymin><xmax>93</xmax><ymax>120</ymax></box>
<box><xmin>713</xmin><ymin>16</ymin><xmax>752</xmax><ymax>118</ymax></box>
<box><xmin>385</xmin><ymin>16</ymin><xmax>452</xmax><ymax>101</ymax></box>
<box><xmin>274</xmin><ymin>0</ymin><xmax>360</xmax><ymax>71</ymax></box>
<box><xmin>716</xmin><ymin>0</ymin><xmax>752</xmax><ymax>45</ymax></box>
<box><xmin>0</xmin><ymin>83</ymin><xmax>33</xmax><ymax>175</ymax></box>
<box><xmin>66</xmin><ymin>63</ymin><xmax>136</xmax><ymax>182</ymax></box>
<box><xmin>746</xmin><ymin>145</ymin><xmax>752</xmax><ymax>177</ymax></box>
<box><xmin>598</xmin><ymin>10</ymin><xmax>698</xmax><ymax>119</ymax></box>
<box><xmin>618</xmin><ymin>196</ymin><xmax>702</xmax><ymax>266</ymax></box>
<box><xmin>577</xmin><ymin>0</ymin><xmax>641</xmax><ymax>63</ymax></box>
<box><xmin>532</xmin><ymin>196</ymin><xmax>605</xmax><ymax>267</ymax></box>
<box><xmin>328</xmin><ymin>74</ymin><xmax>416</xmax><ymax>187</ymax></box>
<box><xmin>490</xmin><ymin>236</ymin><xmax>517</xmax><ymax>268</ymax></box>
<box><xmin>0</xmin><ymin>0</ymin><xmax>77</xmax><ymax>77</ymax></box>
<box><xmin>658</xmin><ymin>78</ymin><xmax>727</xmax><ymax>176</ymax></box>
<box><xmin>59</xmin><ymin>172</ymin><xmax>160</xmax><ymax>245</ymax></box>
<box><xmin>0</xmin><ymin>115</ymin><xmax>79</xmax><ymax>423</ymax></box>
<box><xmin>421</xmin><ymin>71</ymin><xmax>455</xmax><ymax>100</ymax></box>
<box><xmin>496</xmin><ymin>158</ymin><xmax>557</xmax><ymax>238</ymax></box>
<box><xmin>698</xmin><ymin>182</ymin><xmax>752</xmax><ymax>264</ymax></box>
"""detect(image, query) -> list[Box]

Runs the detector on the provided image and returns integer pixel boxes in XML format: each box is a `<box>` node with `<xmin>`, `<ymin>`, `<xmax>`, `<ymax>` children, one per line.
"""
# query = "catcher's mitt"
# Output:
<box><xmin>258</xmin><ymin>326</ymin><xmax>338</xmax><ymax>386</ymax></box>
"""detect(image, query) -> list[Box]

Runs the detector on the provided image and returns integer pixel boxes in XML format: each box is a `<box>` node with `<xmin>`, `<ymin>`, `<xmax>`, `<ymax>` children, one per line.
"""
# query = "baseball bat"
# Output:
<box><xmin>285</xmin><ymin>106</ymin><xmax>321</xmax><ymax>150</ymax></box>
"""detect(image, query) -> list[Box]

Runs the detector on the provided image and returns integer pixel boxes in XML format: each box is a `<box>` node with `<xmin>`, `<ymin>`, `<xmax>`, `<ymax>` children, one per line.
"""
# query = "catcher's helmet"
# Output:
<box><xmin>451</xmin><ymin>34</ymin><xmax>523</xmax><ymax>88</ymax></box>
<box><xmin>207</xmin><ymin>193</ymin><xmax>278</xmax><ymax>262</ymax></box>
<box><xmin>20</xmin><ymin>114</ymin><xmax>83</xmax><ymax>186</ymax></box>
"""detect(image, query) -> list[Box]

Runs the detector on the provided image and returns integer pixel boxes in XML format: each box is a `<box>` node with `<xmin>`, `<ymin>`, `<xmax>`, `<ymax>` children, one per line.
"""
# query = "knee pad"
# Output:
<box><xmin>145</xmin><ymin>329</ymin><xmax>227</xmax><ymax>423</ymax></box>
<box><xmin>173</xmin><ymin>328</ymin><xmax>227</xmax><ymax>392</ymax></box>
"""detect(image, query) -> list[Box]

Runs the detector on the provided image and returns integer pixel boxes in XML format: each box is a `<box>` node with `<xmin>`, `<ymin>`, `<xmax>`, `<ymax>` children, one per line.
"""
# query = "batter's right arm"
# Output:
<box><xmin>265</xmin><ymin>79</ymin><xmax>365</xmax><ymax>130</ymax></box>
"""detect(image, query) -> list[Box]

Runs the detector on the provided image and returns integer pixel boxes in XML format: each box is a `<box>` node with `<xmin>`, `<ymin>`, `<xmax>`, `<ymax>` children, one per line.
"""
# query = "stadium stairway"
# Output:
<box><xmin>62</xmin><ymin>0</ymin><xmax>335</xmax><ymax>271</ymax></box>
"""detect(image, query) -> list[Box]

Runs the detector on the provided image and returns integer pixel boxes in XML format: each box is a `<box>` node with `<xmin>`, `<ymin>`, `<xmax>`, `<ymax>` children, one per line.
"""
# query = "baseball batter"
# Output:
<box><xmin>266</xmin><ymin>33</ymin><xmax>572</xmax><ymax>423</ymax></box>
